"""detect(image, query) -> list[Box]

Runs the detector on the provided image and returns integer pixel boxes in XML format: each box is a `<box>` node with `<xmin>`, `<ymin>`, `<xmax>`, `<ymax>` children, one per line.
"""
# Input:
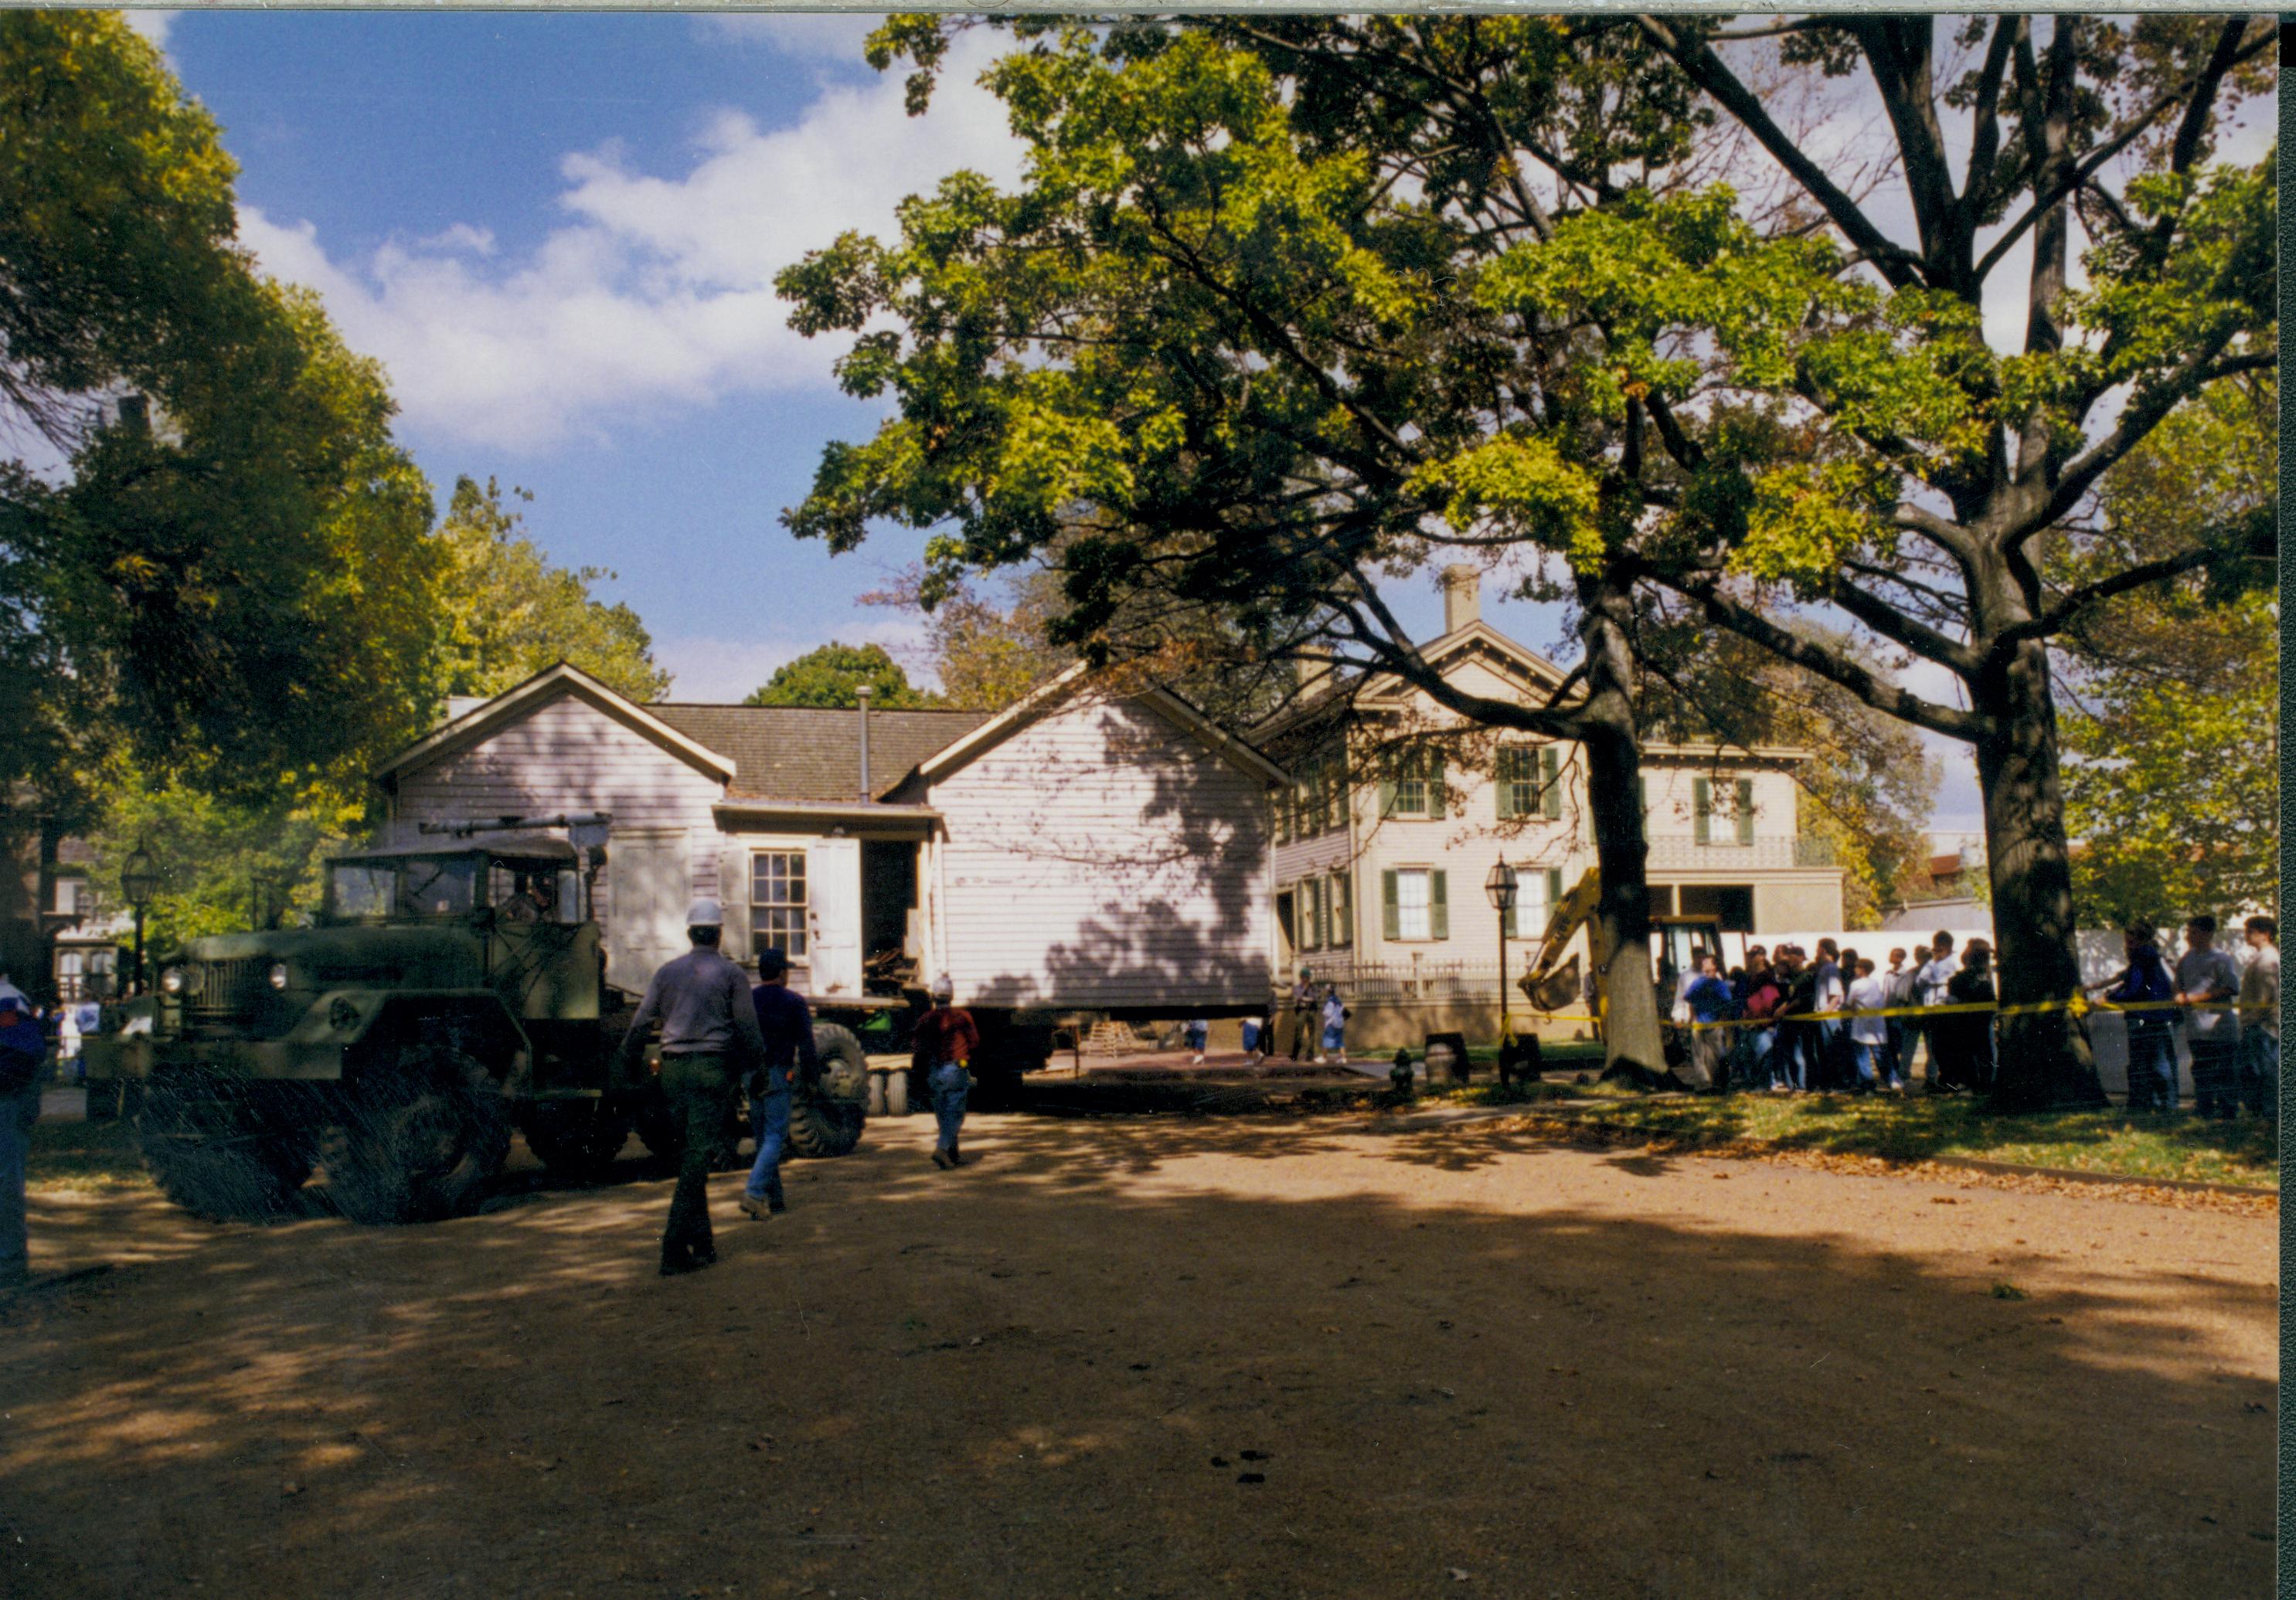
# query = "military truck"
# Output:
<box><xmin>82</xmin><ymin>816</ymin><xmax>869</xmax><ymax>1224</ymax></box>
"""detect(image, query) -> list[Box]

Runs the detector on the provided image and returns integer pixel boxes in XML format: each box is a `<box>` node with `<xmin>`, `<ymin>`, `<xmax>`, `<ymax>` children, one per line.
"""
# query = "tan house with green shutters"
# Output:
<box><xmin>1255</xmin><ymin>568</ymin><xmax>1848</xmax><ymax>1050</ymax></box>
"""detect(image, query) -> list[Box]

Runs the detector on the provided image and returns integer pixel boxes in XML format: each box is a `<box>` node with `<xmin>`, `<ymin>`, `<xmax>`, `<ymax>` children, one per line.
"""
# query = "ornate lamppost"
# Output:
<box><xmin>121</xmin><ymin>841</ymin><xmax>158</xmax><ymax>996</ymax></box>
<box><xmin>1485</xmin><ymin>862</ymin><xmax>1517</xmax><ymax>1082</ymax></box>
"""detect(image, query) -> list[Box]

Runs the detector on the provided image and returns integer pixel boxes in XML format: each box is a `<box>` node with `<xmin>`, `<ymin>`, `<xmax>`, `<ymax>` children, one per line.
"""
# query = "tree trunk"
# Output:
<box><xmin>1971</xmin><ymin>635</ymin><xmax>2109</xmax><ymax>1110</ymax></box>
<box><xmin>1576</xmin><ymin>569</ymin><xmax>1669</xmax><ymax>1087</ymax></box>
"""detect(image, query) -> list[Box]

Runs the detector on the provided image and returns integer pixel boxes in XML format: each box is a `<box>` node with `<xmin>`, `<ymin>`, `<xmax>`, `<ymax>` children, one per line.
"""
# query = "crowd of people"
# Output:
<box><xmin>1673</xmin><ymin>915</ymin><xmax>2279</xmax><ymax>1115</ymax></box>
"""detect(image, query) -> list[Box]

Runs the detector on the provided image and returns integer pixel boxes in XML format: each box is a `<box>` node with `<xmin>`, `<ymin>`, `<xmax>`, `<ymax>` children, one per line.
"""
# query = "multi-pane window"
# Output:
<box><xmin>750</xmin><ymin>851</ymin><xmax>808</xmax><ymax>962</ymax></box>
<box><xmin>1496</xmin><ymin>746</ymin><xmax>1565</xmax><ymax>820</ymax></box>
<box><xmin>1379</xmin><ymin>751</ymin><xmax>1444</xmax><ymax>818</ymax></box>
<box><xmin>1502</xmin><ymin>867</ymin><xmax>1568</xmax><ymax>939</ymax></box>
<box><xmin>1693</xmin><ymin>776</ymin><xmax>1758</xmax><ymax>845</ymax></box>
<box><xmin>1382</xmin><ymin>867</ymin><xmax>1448</xmax><ymax>941</ymax></box>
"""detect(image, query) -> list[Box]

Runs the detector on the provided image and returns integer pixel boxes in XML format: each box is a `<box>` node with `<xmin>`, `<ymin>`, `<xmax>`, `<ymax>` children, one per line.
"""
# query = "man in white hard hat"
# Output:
<box><xmin>910</xmin><ymin>974</ymin><xmax>978</xmax><ymax>1170</ymax></box>
<box><xmin>616</xmin><ymin>899</ymin><xmax>767</xmax><ymax>1276</ymax></box>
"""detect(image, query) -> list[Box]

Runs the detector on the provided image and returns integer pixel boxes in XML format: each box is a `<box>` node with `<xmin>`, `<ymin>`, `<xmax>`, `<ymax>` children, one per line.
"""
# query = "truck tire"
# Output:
<box><xmin>786</xmin><ymin>1023</ymin><xmax>867</xmax><ymax>1157</ymax></box>
<box><xmin>864</xmin><ymin>1072</ymin><xmax>888</xmax><ymax>1119</ymax></box>
<box><xmin>136</xmin><ymin>1075</ymin><xmax>311</xmax><ymax>1222</ymax></box>
<box><xmin>325</xmin><ymin>1045</ymin><xmax>512</xmax><ymax>1224</ymax></box>
<box><xmin>520</xmin><ymin>1100</ymin><xmax>632</xmax><ymax>1178</ymax></box>
<box><xmin>883</xmin><ymin>1066</ymin><xmax>910</xmax><ymax>1118</ymax></box>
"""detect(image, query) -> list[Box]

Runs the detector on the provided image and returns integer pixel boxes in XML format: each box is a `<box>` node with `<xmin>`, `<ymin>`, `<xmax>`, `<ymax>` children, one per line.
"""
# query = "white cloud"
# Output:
<box><xmin>238</xmin><ymin>30</ymin><xmax>1024</xmax><ymax>453</ymax></box>
<box><xmin>653</xmin><ymin>613</ymin><xmax>934</xmax><ymax>702</ymax></box>
<box><xmin>696</xmin><ymin>12</ymin><xmax>882</xmax><ymax>64</ymax></box>
<box><xmin>122</xmin><ymin>10</ymin><xmax>175</xmax><ymax>49</ymax></box>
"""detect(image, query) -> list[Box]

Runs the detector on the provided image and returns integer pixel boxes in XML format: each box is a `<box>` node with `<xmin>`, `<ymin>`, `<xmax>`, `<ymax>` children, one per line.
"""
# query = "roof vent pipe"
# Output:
<box><xmin>856</xmin><ymin>684</ymin><xmax>872</xmax><ymax>802</ymax></box>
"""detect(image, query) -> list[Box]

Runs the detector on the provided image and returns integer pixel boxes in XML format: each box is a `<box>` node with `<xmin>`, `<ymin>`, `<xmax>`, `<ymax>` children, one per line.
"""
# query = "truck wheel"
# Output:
<box><xmin>326</xmin><ymin>1045</ymin><xmax>512</xmax><ymax>1225</ymax></box>
<box><xmin>883</xmin><ymin>1067</ymin><xmax>910</xmax><ymax>1118</ymax></box>
<box><xmin>786</xmin><ymin>1022</ymin><xmax>868</xmax><ymax>1157</ymax></box>
<box><xmin>137</xmin><ymin>1075</ymin><xmax>311</xmax><ymax>1222</ymax></box>
<box><xmin>864</xmin><ymin>1072</ymin><xmax>889</xmax><ymax>1119</ymax></box>
<box><xmin>520</xmin><ymin>1101</ymin><xmax>632</xmax><ymax>1178</ymax></box>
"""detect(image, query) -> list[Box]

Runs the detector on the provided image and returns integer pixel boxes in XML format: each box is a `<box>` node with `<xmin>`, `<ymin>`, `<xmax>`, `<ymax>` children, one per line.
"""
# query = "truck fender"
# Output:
<box><xmin>315</xmin><ymin>990</ymin><xmax>532</xmax><ymax>1082</ymax></box>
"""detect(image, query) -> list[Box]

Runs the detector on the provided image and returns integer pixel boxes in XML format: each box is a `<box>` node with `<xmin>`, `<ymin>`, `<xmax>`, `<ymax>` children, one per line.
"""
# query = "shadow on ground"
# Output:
<box><xmin>3</xmin><ymin>1112</ymin><xmax>2274</xmax><ymax>1599</ymax></box>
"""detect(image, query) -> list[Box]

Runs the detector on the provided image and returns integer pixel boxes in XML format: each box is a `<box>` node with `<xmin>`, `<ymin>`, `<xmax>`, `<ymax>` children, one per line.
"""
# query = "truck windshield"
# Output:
<box><xmin>397</xmin><ymin>857</ymin><xmax>479</xmax><ymax>917</ymax></box>
<box><xmin>331</xmin><ymin>865</ymin><xmax>395</xmax><ymax>918</ymax></box>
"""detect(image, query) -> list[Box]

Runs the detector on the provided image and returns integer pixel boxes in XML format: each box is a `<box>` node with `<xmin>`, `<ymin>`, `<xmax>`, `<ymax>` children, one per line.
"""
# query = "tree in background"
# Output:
<box><xmin>2058</xmin><ymin>375</ymin><xmax>2276</xmax><ymax>926</ymax></box>
<box><xmin>1641</xmin><ymin>623</ymin><xmax>1939</xmax><ymax>929</ymax></box>
<box><xmin>861</xmin><ymin>565</ymin><xmax>1070</xmax><ymax>711</ymax></box>
<box><xmin>784</xmin><ymin>17</ymin><xmax>1732</xmax><ymax>1084</ymax></box>
<box><xmin>1605</xmin><ymin>16</ymin><xmax>2276</xmax><ymax>1107</ymax></box>
<box><xmin>435</xmin><ymin>475</ymin><xmax>671</xmax><ymax>705</ymax></box>
<box><xmin>1</xmin><ymin>14</ymin><xmax>441</xmax><ymax>825</ymax></box>
<box><xmin>743</xmin><ymin>642</ymin><xmax>943</xmax><ymax>709</ymax></box>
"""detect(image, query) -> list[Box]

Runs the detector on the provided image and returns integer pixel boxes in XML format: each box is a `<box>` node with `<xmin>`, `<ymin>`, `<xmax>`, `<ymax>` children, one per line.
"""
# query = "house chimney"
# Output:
<box><xmin>855</xmin><ymin>684</ymin><xmax>872</xmax><ymax>801</ymax></box>
<box><xmin>1440</xmin><ymin>565</ymin><xmax>1481</xmax><ymax>634</ymax></box>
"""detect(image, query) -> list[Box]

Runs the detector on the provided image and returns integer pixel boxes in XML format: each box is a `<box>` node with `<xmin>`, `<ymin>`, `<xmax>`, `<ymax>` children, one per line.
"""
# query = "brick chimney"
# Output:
<box><xmin>855</xmin><ymin>684</ymin><xmax>872</xmax><ymax>800</ymax></box>
<box><xmin>1440</xmin><ymin>565</ymin><xmax>1481</xmax><ymax>634</ymax></box>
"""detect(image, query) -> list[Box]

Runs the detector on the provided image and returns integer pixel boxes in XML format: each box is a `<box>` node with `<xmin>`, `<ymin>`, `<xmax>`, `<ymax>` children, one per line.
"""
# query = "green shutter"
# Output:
<box><xmin>1428</xmin><ymin>758</ymin><xmax>1447</xmax><ymax>817</ymax></box>
<box><xmin>1693</xmin><ymin>776</ymin><xmax>1711</xmax><ymax>845</ymax></box>
<box><xmin>1430</xmin><ymin>870</ymin><xmax>1449</xmax><ymax>941</ymax></box>
<box><xmin>1382</xmin><ymin>870</ymin><xmax>1400</xmax><ymax>939</ymax></box>
<box><xmin>1736</xmin><ymin>778</ymin><xmax>1756</xmax><ymax>845</ymax></box>
<box><xmin>1496</xmin><ymin>749</ymin><xmax>1518</xmax><ymax>820</ymax></box>
<box><xmin>1541</xmin><ymin>746</ymin><xmax>1562</xmax><ymax>819</ymax></box>
<box><xmin>1547</xmin><ymin>868</ymin><xmax>1563</xmax><ymax>911</ymax></box>
<box><xmin>1378</xmin><ymin>779</ymin><xmax>1396</xmax><ymax>819</ymax></box>
<box><xmin>1315</xmin><ymin>878</ymin><xmax>1332</xmax><ymax>948</ymax></box>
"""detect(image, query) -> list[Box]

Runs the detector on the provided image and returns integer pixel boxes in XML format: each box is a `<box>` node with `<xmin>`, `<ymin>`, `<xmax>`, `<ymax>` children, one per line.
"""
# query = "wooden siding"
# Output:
<box><xmin>928</xmin><ymin>693</ymin><xmax>1274</xmax><ymax>1009</ymax></box>
<box><xmin>386</xmin><ymin>691</ymin><xmax>726</xmax><ymax>949</ymax></box>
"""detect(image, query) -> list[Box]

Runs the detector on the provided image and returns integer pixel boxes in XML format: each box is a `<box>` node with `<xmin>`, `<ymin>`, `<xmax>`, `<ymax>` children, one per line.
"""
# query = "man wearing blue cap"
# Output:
<box><xmin>741</xmin><ymin>947</ymin><xmax>821</xmax><ymax>1221</ymax></box>
<box><xmin>0</xmin><ymin>977</ymin><xmax>48</xmax><ymax>1288</ymax></box>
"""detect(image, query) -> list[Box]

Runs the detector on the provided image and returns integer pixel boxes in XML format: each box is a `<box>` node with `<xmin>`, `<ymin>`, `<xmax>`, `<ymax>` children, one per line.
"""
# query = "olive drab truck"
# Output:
<box><xmin>81</xmin><ymin>814</ymin><xmax>870</xmax><ymax>1225</ymax></box>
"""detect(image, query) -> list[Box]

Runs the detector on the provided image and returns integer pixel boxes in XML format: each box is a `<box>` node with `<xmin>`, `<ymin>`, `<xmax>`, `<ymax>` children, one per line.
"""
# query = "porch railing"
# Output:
<box><xmin>1643</xmin><ymin>835</ymin><xmax>1837</xmax><ymax>869</ymax></box>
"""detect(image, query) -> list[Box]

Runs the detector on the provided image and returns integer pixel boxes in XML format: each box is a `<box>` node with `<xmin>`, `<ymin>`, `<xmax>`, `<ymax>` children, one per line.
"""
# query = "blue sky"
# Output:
<box><xmin>138</xmin><ymin>10</ymin><xmax>1998</xmax><ymax>834</ymax></box>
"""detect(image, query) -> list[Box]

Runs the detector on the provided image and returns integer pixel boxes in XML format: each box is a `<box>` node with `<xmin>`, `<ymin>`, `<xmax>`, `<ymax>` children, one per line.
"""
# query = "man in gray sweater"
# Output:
<box><xmin>2175</xmin><ymin>915</ymin><xmax>2243</xmax><ymax>1121</ymax></box>
<box><xmin>617</xmin><ymin>898</ymin><xmax>767</xmax><ymax>1275</ymax></box>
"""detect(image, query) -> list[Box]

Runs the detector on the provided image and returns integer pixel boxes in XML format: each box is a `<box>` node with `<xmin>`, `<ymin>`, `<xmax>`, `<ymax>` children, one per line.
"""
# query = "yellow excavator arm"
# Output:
<box><xmin>1518</xmin><ymin>867</ymin><xmax>1602</xmax><ymax>1013</ymax></box>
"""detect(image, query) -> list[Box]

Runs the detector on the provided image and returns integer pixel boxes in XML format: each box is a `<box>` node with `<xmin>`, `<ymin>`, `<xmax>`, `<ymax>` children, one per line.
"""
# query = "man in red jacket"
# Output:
<box><xmin>912</xmin><ymin>975</ymin><xmax>981</xmax><ymax>1170</ymax></box>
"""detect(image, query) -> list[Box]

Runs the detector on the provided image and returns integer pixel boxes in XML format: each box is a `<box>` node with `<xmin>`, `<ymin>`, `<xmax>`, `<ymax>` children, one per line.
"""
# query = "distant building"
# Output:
<box><xmin>1253</xmin><ymin>567</ymin><xmax>1848</xmax><ymax>1049</ymax></box>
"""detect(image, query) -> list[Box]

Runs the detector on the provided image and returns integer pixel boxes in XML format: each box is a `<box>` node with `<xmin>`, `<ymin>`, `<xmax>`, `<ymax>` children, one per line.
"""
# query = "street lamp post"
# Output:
<box><xmin>1484</xmin><ymin>862</ymin><xmax>1518</xmax><ymax>1085</ymax></box>
<box><xmin>121</xmin><ymin>841</ymin><xmax>158</xmax><ymax>997</ymax></box>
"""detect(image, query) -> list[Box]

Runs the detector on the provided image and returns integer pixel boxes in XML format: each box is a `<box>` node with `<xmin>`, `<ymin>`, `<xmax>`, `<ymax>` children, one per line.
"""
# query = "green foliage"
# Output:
<box><xmin>434</xmin><ymin>476</ymin><xmax>670</xmax><ymax>705</ymax></box>
<box><xmin>743</xmin><ymin>642</ymin><xmax>941</xmax><ymax>709</ymax></box>
<box><xmin>2059</xmin><ymin>379</ymin><xmax>2277</xmax><ymax>926</ymax></box>
<box><xmin>86</xmin><ymin>771</ymin><xmax>359</xmax><ymax>953</ymax></box>
<box><xmin>861</xmin><ymin>566</ymin><xmax>1070</xmax><ymax>711</ymax></box>
<box><xmin>0</xmin><ymin>15</ymin><xmax>443</xmax><ymax>824</ymax></box>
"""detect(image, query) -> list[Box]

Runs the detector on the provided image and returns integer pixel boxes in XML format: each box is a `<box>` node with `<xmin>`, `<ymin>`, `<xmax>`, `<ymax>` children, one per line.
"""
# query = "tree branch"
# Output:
<box><xmin>1637</xmin><ymin>15</ymin><xmax>1926</xmax><ymax>289</ymax></box>
<box><xmin>1630</xmin><ymin>563</ymin><xmax>1986</xmax><ymax>742</ymax></box>
<box><xmin>1987</xmin><ymin>507</ymin><xmax>2274</xmax><ymax>661</ymax></box>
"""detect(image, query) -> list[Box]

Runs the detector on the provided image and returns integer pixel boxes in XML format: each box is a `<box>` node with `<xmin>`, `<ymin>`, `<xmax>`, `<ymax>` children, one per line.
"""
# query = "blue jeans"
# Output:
<box><xmin>929</xmin><ymin>1062</ymin><xmax>969</xmax><ymax>1153</ymax></box>
<box><xmin>2240</xmin><ymin>1030</ymin><xmax>2278</xmax><ymax>1118</ymax></box>
<box><xmin>744</xmin><ymin>1082</ymin><xmax>790</xmax><ymax>1203</ymax></box>
<box><xmin>0</xmin><ymin>1085</ymin><xmax>38</xmax><ymax>1282</ymax></box>
<box><xmin>2125</xmin><ymin>1019</ymin><xmax>2178</xmax><ymax>1112</ymax></box>
<box><xmin>1852</xmin><ymin>1041</ymin><xmax>1883</xmax><ymax>1089</ymax></box>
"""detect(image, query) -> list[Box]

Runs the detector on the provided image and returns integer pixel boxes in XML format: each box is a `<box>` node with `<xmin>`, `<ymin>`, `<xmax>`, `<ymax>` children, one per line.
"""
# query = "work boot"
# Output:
<box><xmin>737</xmin><ymin>1194</ymin><xmax>771</xmax><ymax>1221</ymax></box>
<box><xmin>932</xmin><ymin>1147</ymin><xmax>954</xmax><ymax>1170</ymax></box>
<box><xmin>947</xmin><ymin>1145</ymin><xmax>965</xmax><ymax>1167</ymax></box>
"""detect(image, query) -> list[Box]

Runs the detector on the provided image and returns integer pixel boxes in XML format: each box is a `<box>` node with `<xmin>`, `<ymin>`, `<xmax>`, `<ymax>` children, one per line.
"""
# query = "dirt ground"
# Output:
<box><xmin>0</xmin><ymin>1106</ymin><xmax>2276</xmax><ymax>1599</ymax></box>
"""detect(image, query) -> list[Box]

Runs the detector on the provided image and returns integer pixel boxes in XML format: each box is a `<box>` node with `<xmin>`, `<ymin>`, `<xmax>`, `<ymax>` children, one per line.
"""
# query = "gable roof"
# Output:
<box><xmin>913</xmin><ymin>661</ymin><xmax>1290</xmax><ymax>786</ymax></box>
<box><xmin>373</xmin><ymin>662</ymin><xmax>738</xmax><ymax>787</ymax></box>
<box><xmin>650</xmin><ymin>703</ymin><xmax>989</xmax><ymax>803</ymax></box>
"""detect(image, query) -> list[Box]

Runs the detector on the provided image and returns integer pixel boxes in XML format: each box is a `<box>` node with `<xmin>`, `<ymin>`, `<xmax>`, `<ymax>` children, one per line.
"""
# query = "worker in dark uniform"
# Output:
<box><xmin>912</xmin><ymin>975</ymin><xmax>980</xmax><ymax>1170</ymax></box>
<box><xmin>616</xmin><ymin>899</ymin><xmax>766</xmax><ymax>1276</ymax></box>
<box><xmin>741</xmin><ymin>947</ymin><xmax>821</xmax><ymax>1221</ymax></box>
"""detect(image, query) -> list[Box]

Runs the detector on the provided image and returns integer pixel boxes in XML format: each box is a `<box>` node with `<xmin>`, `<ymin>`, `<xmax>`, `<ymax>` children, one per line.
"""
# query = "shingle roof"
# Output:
<box><xmin>648</xmin><ymin>704</ymin><xmax>990</xmax><ymax>803</ymax></box>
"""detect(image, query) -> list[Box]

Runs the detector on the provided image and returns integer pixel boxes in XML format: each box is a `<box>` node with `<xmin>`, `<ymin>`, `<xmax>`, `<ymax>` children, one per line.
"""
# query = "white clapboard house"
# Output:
<box><xmin>370</xmin><ymin>661</ymin><xmax>1285</xmax><ymax>1021</ymax></box>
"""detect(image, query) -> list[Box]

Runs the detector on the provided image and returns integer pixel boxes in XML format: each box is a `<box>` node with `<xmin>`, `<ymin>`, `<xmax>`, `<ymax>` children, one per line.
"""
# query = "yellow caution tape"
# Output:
<box><xmin>1673</xmin><ymin>995</ymin><xmax>2270</xmax><ymax>1031</ymax></box>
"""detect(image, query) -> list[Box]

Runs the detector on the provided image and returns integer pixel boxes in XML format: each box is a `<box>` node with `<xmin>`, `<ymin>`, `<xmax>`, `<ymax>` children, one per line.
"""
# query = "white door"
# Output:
<box><xmin>605</xmin><ymin>831</ymin><xmax>690</xmax><ymax>994</ymax></box>
<box><xmin>807</xmin><ymin>836</ymin><xmax>862</xmax><ymax>997</ymax></box>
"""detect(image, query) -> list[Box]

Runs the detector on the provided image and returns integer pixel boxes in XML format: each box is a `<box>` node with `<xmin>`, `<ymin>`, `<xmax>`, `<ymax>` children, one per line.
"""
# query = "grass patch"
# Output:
<box><xmin>26</xmin><ymin>1115</ymin><xmax>151</xmax><ymax>1194</ymax></box>
<box><xmin>1495</xmin><ymin>1091</ymin><xmax>2277</xmax><ymax>1188</ymax></box>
